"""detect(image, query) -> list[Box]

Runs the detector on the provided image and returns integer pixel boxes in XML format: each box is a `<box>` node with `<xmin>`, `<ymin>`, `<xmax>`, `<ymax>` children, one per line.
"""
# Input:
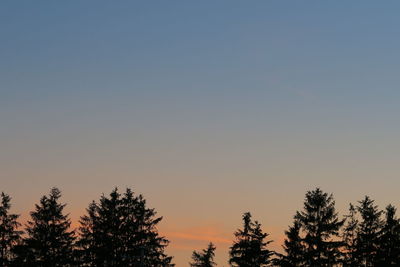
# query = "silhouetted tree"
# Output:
<box><xmin>295</xmin><ymin>188</ymin><xmax>344</xmax><ymax>267</ymax></box>
<box><xmin>355</xmin><ymin>196</ymin><xmax>382</xmax><ymax>267</ymax></box>
<box><xmin>0</xmin><ymin>192</ymin><xmax>22</xmax><ymax>267</ymax></box>
<box><xmin>14</xmin><ymin>187</ymin><xmax>75</xmax><ymax>267</ymax></box>
<box><xmin>8</xmin><ymin>185</ymin><xmax>400</xmax><ymax>266</ymax></box>
<box><xmin>77</xmin><ymin>188</ymin><xmax>174</xmax><ymax>267</ymax></box>
<box><xmin>75</xmin><ymin>201</ymin><xmax>98</xmax><ymax>266</ymax></box>
<box><xmin>375</xmin><ymin>204</ymin><xmax>400</xmax><ymax>266</ymax></box>
<box><xmin>341</xmin><ymin>203</ymin><xmax>359</xmax><ymax>267</ymax></box>
<box><xmin>229</xmin><ymin>212</ymin><xmax>273</xmax><ymax>267</ymax></box>
<box><xmin>278</xmin><ymin>220</ymin><xmax>305</xmax><ymax>267</ymax></box>
<box><xmin>190</xmin><ymin>242</ymin><xmax>216</xmax><ymax>267</ymax></box>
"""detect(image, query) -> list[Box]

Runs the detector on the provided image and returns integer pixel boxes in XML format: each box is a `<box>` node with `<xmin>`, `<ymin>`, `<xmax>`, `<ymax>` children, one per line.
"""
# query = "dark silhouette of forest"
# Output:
<box><xmin>0</xmin><ymin>187</ymin><xmax>399</xmax><ymax>267</ymax></box>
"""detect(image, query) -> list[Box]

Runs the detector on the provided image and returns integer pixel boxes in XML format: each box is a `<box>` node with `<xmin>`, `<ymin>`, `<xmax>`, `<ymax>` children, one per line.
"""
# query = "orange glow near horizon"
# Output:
<box><xmin>17</xmin><ymin>205</ymin><xmax>287</xmax><ymax>266</ymax></box>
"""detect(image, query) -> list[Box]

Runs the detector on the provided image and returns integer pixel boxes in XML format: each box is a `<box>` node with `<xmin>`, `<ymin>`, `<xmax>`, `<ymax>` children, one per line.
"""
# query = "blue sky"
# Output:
<box><xmin>2</xmin><ymin>1</ymin><xmax>400</xmax><ymax>265</ymax></box>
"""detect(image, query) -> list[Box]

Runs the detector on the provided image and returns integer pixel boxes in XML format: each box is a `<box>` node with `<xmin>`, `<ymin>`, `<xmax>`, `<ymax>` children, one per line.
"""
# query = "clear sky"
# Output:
<box><xmin>2</xmin><ymin>1</ymin><xmax>400</xmax><ymax>265</ymax></box>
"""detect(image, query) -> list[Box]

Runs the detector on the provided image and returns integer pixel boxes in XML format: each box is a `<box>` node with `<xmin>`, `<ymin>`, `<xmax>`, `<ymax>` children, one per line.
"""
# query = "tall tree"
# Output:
<box><xmin>278</xmin><ymin>220</ymin><xmax>305</xmax><ymax>267</ymax></box>
<box><xmin>356</xmin><ymin>196</ymin><xmax>382</xmax><ymax>267</ymax></box>
<box><xmin>0</xmin><ymin>193</ymin><xmax>22</xmax><ymax>267</ymax></box>
<box><xmin>76</xmin><ymin>187</ymin><xmax>174</xmax><ymax>267</ymax></box>
<box><xmin>75</xmin><ymin>201</ymin><xmax>98</xmax><ymax>267</ymax></box>
<box><xmin>295</xmin><ymin>188</ymin><xmax>344</xmax><ymax>267</ymax></box>
<box><xmin>375</xmin><ymin>204</ymin><xmax>400</xmax><ymax>266</ymax></box>
<box><xmin>190</xmin><ymin>242</ymin><xmax>216</xmax><ymax>267</ymax></box>
<box><xmin>14</xmin><ymin>188</ymin><xmax>75</xmax><ymax>267</ymax></box>
<box><xmin>229</xmin><ymin>212</ymin><xmax>273</xmax><ymax>267</ymax></box>
<box><xmin>341</xmin><ymin>203</ymin><xmax>359</xmax><ymax>267</ymax></box>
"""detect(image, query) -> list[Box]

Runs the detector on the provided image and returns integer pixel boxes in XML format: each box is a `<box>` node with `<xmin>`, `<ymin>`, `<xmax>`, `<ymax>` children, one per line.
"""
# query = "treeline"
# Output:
<box><xmin>0</xmin><ymin>188</ymin><xmax>399</xmax><ymax>266</ymax></box>
<box><xmin>0</xmin><ymin>188</ymin><xmax>172</xmax><ymax>267</ymax></box>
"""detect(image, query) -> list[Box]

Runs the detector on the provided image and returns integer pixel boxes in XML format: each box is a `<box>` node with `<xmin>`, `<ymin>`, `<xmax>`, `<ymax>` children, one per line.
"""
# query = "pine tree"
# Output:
<box><xmin>0</xmin><ymin>192</ymin><xmax>22</xmax><ymax>267</ymax></box>
<box><xmin>120</xmin><ymin>188</ymin><xmax>173</xmax><ymax>266</ymax></box>
<box><xmin>190</xmin><ymin>242</ymin><xmax>216</xmax><ymax>267</ymax></box>
<box><xmin>97</xmin><ymin>188</ymin><xmax>123</xmax><ymax>266</ymax></box>
<box><xmin>355</xmin><ymin>196</ymin><xmax>382</xmax><ymax>267</ymax></box>
<box><xmin>341</xmin><ymin>203</ymin><xmax>359</xmax><ymax>267</ymax></box>
<box><xmin>77</xmin><ymin>187</ymin><xmax>174</xmax><ymax>267</ymax></box>
<box><xmin>375</xmin><ymin>204</ymin><xmax>400</xmax><ymax>266</ymax></box>
<box><xmin>14</xmin><ymin>187</ymin><xmax>75</xmax><ymax>267</ymax></box>
<box><xmin>75</xmin><ymin>201</ymin><xmax>98</xmax><ymax>266</ymax></box>
<box><xmin>229</xmin><ymin>212</ymin><xmax>273</xmax><ymax>267</ymax></box>
<box><xmin>295</xmin><ymin>188</ymin><xmax>344</xmax><ymax>267</ymax></box>
<box><xmin>278</xmin><ymin>221</ymin><xmax>305</xmax><ymax>267</ymax></box>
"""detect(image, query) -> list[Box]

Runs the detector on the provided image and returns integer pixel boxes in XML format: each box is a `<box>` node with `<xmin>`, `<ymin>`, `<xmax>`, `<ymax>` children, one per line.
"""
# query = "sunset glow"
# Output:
<box><xmin>2</xmin><ymin>1</ymin><xmax>400</xmax><ymax>266</ymax></box>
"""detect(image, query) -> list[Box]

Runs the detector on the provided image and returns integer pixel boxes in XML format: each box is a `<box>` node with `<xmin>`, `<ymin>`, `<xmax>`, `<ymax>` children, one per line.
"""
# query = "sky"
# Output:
<box><xmin>2</xmin><ymin>1</ymin><xmax>400</xmax><ymax>265</ymax></box>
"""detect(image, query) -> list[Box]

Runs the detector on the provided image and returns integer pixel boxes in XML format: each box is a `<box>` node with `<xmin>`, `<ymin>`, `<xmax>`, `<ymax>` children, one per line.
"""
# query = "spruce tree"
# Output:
<box><xmin>96</xmin><ymin>188</ymin><xmax>123</xmax><ymax>266</ymax></box>
<box><xmin>295</xmin><ymin>188</ymin><xmax>344</xmax><ymax>267</ymax></box>
<box><xmin>278</xmin><ymin>221</ymin><xmax>304</xmax><ymax>267</ymax></box>
<box><xmin>0</xmin><ymin>192</ymin><xmax>22</xmax><ymax>267</ymax></box>
<box><xmin>356</xmin><ymin>196</ymin><xmax>382</xmax><ymax>267</ymax></box>
<box><xmin>189</xmin><ymin>242</ymin><xmax>216</xmax><ymax>267</ymax></box>
<box><xmin>75</xmin><ymin>201</ymin><xmax>98</xmax><ymax>266</ymax></box>
<box><xmin>77</xmin><ymin>187</ymin><xmax>174</xmax><ymax>267</ymax></box>
<box><xmin>341</xmin><ymin>203</ymin><xmax>359</xmax><ymax>267</ymax></box>
<box><xmin>375</xmin><ymin>204</ymin><xmax>400</xmax><ymax>266</ymax></box>
<box><xmin>14</xmin><ymin>187</ymin><xmax>75</xmax><ymax>267</ymax></box>
<box><xmin>120</xmin><ymin>188</ymin><xmax>173</xmax><ymax>266</ymax></box>
<box><xmin>229</xmin><ymin>212</ymin><xmax>273</xmax><ymax>267</ymax></box>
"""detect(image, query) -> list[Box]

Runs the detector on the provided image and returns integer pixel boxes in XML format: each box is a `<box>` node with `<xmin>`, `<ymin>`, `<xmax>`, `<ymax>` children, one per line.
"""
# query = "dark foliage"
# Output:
<box><xmin>0</xmin><ymin>193</ymin><xmax>22</xmax><ymax>267</ymax></box>
<box><xmin>341</xmin><ymin>203</ymin><xmax>359</xmax><ymax>267</ymax></box>
<box><xmin>3</xmin><ymin>186</ymin><xmax>400</xmax><ymax>266</ymax></box>
<box><xmin>375</xmin><ymin>204</ymin><xmax>400</xmax><ymax>266</ymax></box>
<box><xmin>190</xmin><ymin>242</ymin><xmax>216</xmax><ymax>267</ymax></box>
<box><xmin>229</xmin><ymin>212</ymin><xmax>273</xmax><ymax>267</ymax></box>
<box><xmin>13</xmin><ymin>188</ymin><xmax>75</xmax><ymax>267</ymax></box>
<box><xmin>355</xmin><ymin>196</ymin><xmax>383</xmax><ymax>267</ymax></box>
<box><xmin>294</xmin><ymin>188</ymin><xmax>344</xmax><ymax>267</ymax></box>
<box><xmin>277</xmin><ymin>220</ymin><xmax>304</xmax><ymax>267</ymax></box>
<box><xmin>76</xmin><ymin>187</ymin><xmax>174</xmax><ymax>267</ymax></box>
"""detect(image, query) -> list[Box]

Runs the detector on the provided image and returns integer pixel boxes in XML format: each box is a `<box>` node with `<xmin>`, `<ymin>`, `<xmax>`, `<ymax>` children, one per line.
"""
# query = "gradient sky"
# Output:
<box><xmin>2</xmin><ymin>1</ymin><xmax>400</xmax><ymax>265</ymax></box>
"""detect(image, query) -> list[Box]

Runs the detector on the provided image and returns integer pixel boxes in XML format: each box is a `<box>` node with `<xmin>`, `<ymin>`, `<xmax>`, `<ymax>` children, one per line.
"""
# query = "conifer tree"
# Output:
<box><xmin>14</xmin><ymin>187</ymin><xmax>75</xmax><ymax>266</ymax></box>
<box><xmin>375</xmin><ymin>204</ymin><xmax>400</xmax><ymax>266</ymax></box>
<box><xmin>190</xmin><ymin>242</ymin><xmax>216</xmax><ymax>267</ymax></box>
<box><xmin>96</xmin><ymin>188</ymin><xmax>123</xmax><ymax>266</ymax></box>
<box><xmin>229</xmin><ymin>212</ymin><xmax>273</xmax><ymax>267</ymax></box>
<box><xmin>120</xmin><ymin>188</ymin><xmax>173</xmax><ymax>266</ymax></box>
<box><xmin>356</xmin><ymin>196</ymin><xmax>382</xmax><ymax>267</ymax></box>
<box><xmin>0</xmin><ymin>192</ymin><xmax>22</xmax><ymax>267</ymax></box>
<box><xmin>295</xmin><ymin>188</ymin><xmax>344</xmax><ymax>267</ymax></box>
<box><xmin>75</xmin><ymin>201</ymin><xmax>98</xmax><ymax>266</ymax></box>
<box><xmin>341</xmin><ymin>203</ymin><xmax>359</xmax><ymax>267</ymax></box>
<box><xmin>278</xmin><ymin>221</ymin><xmax>305</xmax><ymax>267</ymax></box>
<box><xmin>77</xmin><ymin>187</ymin><xmax>174</xmax><ymax>267</ymax></box>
